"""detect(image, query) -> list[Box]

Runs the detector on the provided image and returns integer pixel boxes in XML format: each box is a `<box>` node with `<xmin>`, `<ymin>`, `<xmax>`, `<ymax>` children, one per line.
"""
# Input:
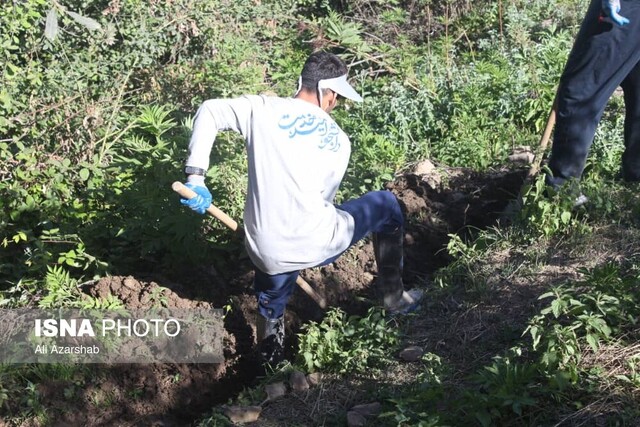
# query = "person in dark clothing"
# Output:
<box><xmin>546</xmin><ymin>0</ymin><xmax>640</xmax><ymax>192</ymax></box>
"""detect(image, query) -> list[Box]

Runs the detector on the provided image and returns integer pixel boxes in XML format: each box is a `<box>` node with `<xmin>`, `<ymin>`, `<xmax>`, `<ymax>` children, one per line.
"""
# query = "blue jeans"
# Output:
<box><xmin>254</xmin><ymin>190</ymin><xmax>403</xmax><ymax>319</ymax></box>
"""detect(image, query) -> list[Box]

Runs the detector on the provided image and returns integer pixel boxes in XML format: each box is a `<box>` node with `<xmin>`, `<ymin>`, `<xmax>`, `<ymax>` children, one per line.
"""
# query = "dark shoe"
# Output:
<box><xmin>573</xmin><ymin>194</ymin><xmax>588</xmax><ymax>208</ymax></box>
<box><xmin>385</xmin><ymin>288</ymin><xmax>424</xmax><ymax>315</ymax></box>
<box><xmin>544</xmin><ymin>178</ymin><xmax>587</xmax><ymax>209</ymax></box>
<box><xmin>256</xmin><ymin>315</ymin><xmax>285</xmax><ymax>367</ymax></box>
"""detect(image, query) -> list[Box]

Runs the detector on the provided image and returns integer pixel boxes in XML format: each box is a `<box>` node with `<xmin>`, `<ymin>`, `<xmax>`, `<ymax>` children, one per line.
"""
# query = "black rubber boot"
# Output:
<box><xmin>373</xmin><ymin>229</ymin><xmax>405</xmax><ymax>308</ymax></box>
<box><xmin>256</xmin><ymin>315</ymin><xmax>285</xmax><ymax>368</ymax></box>
<box><xmin>373</xmin><ymin>229</ymin><xmax>423</xmax><ymax>315</ymax></box>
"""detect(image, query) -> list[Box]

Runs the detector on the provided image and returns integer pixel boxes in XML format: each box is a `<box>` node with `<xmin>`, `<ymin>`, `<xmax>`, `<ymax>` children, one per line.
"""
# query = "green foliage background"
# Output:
<box><xmin>1</xmin><ymin>0</ymin><xmax>595</xmax><ymax>295</ymax></box>
<box><xmin>1</xmin><ymin>0</ymin><xmax>323</xmax><ymax>294</ymax></box>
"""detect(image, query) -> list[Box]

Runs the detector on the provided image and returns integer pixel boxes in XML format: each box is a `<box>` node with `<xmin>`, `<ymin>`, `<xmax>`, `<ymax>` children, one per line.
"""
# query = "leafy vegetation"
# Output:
<box><xmin>3</xmin><ymin>0</ymin><xmax>640</xmax><ymax>425</ymax></box>
<box><xmin>297</xmin><ymin>307</ymin><xmax>399</xmax><ymax>374</ymax></box>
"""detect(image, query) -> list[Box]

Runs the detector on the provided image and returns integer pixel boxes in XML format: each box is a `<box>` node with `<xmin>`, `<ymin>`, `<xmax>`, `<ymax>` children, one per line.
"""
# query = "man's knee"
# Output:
<box><xmin>376</xmin><ymin>190</ymin><xmax>403</xmax><ymax>230</ymax></box>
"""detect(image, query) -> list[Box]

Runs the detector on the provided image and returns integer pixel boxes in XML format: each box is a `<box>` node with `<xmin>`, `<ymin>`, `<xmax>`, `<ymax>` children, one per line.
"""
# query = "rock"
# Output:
<box><xmin>508</xmin><ymin>146</ymin><xmax>535</xmax><ymax>164</ymax></box>
<box><xmin>222</xmin><ymin>406</ymin><xmax>261</xmax><ymax>424</ymax></box>
<box><xmin>508</xmin><ymin>152</ymin><xmax>535</xmax><ymax>164</ymax></box>
<box><xmin>413</xmin><ymin>159</ymin><xmax>436</xmax><ymax>176</ymax></box>
<box><xmin>289</xmin><ymin>370</ymin><xmax>309</xmax><ymax>392</ymax></box>
<box><xmin>265</xmin><ymin>382</ymin><xmax>287</xmax><ymax>401</ymax></box>
<box><xmin>123</xmin><ymin>277</ymin><xmax>138</xmax><ymax>290</ymax></box>
<box><xmin>346</xmin><ymin>401</ymin><xmax>382</xmax><ymax>426</ymax></box>
<box><xmin>399</xmin><ymin>345</ymin><xmax>424</xmax><ymax>362</ymax></box>
<box><xmin>306</xmin><ymin>372</ymin><xmax>322</xmax><ymax>386</ymax></box>
<box><xmin>351</xmin><ymin>402</ymin><xmax>382</xmax><ymax>417</ymax></box>
<box><xmin>404</xmin><ymin>233</ymin><xmax>415</xmax><ymax>245</ymax></box>
<box><xmin>347</xmin><ymin>411</ymin><xmax>367</xmax><ymax>427</ymax></box>
<box><xmin>412</xmin><ymin>159</ymin><xmax>441</xmax><ymax>188</ymax></box>
<box><xmin>513</xmin><ymin>145</ymin><xmax>532</xmax><ymax>153</ymax></box>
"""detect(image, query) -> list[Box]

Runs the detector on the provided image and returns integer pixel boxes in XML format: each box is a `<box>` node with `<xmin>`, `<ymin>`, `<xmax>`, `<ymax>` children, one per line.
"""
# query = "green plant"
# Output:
<box><xmin>434</xmin><ymin>231</ymin><xmax>501</xmax><ymax>294</ymax></box>
<box><xmin>88</xmin><ymin>387</ymin><xmax>116</xmax><ymax>409</ymax></box>
<box><xmin>30</xmin><ymin>363</ymin><xmax>85</xmax><ymax>383</ymax></box>
<box><xmin>525</xmin><ymin>262</ymin><xmax>640</xmax><ymax>376</ymax></box>
<box><xmin>515</xmin><ymin>173</ymin><xmax>588</xmax><ymax>239</ymax></box>
<box><xmin>471</xmin><ymin>356</ymin><xmax>539</xmax><ymax>423</ymax></box>
<box><xmin>38</xmin><ymin>265</ymin><xmax>79</xmax><ymax>308</ymax></box>
<box><xmin>297</xmin><ymin>307</ymin><xmax>398</xmax><ymax>374</ymax></box>
<box><xmin>146</xmin><ymin>286</ymin><xmax>169</xmax><ymax>308</ymax></box>
<box><xmin>0</xmin><ymin>377</ymin><xmax>9</xmax><ymax>410</ymax></box>
<box><xmin>127</xmin><ymin>387</ymin><xmax>144</xmax><ymax>400</ymax></box>
<box><xmin>79</xmin><ymin>293</ymin><xmax>124</xmax><ymax>310</ymax></box>
<box><xmin>44</xmin><ymin>0</ymin><xmax>102</xmax><ymax>42</ymax></box>
<box><xmin>4</xmin><ymin>0</ymin><xmax>638</xmax><ymax>425</ymax></box>
<box><xmin>22</xmin><ymin>381</ymin><xmax>45</xmax><ymax>419</ymax></box>
<box><xmin>137</xmin><ymin>105</ymin><xmax>177</xmax><ymax>141</ymax></box>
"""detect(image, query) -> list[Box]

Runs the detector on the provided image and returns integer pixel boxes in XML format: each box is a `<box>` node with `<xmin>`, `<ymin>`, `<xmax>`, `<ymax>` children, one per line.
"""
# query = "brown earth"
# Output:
<box><xmin>29</xmin><ymin>164</ymin><xmax>529</xmax><ymax>426</ymax></box>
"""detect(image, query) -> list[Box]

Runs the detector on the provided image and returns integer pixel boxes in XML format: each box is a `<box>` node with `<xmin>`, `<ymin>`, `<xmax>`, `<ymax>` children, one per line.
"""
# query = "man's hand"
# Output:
<box><xmin>602</xmin><ymin>0</ymin><xmax>630</xmax><ymax>26</ymax></box>
<box><xmin>180</xmin><ymin>176</ymin><xmax>212</xmax><ymax>214</ymax></box>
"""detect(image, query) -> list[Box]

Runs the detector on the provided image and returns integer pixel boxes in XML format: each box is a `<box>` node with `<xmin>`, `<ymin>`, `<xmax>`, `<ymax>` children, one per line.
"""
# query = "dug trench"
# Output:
<box><xmin>35</xmin><ymin>165</ymin><xmax>528</xmax><ymax>426</ymax></box>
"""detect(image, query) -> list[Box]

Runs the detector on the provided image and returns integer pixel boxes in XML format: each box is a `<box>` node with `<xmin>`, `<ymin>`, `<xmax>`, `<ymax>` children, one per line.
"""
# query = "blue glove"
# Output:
<box><xmin>602</xmin><ymin>0</ymin><xmax>630</xmax><ymax>26</ymax></box>
<box><xmin>180</xmin><ymin>180</ymin><xmax>212</xmax><ymax>214</ymax></box>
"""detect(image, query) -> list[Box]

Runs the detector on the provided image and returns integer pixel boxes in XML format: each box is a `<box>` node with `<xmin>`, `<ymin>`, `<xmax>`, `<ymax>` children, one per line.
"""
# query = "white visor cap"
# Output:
<box><xmin>317</xmin><ymin>74</ymin><xmax>363</xmax><ymax>102</ymax></box>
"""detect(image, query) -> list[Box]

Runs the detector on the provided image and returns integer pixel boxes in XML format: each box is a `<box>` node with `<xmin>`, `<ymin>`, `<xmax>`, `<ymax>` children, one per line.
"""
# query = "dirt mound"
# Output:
<box><xmin>33</xmin><ymin>166</ymin><xmax>527</xmax><ymax>426</ymax></box>
<box><xmin>35</xmin><ymin>276</ymin><xmax>254</xmax><ymax>427</ymax></box>
<box><xmin>85</xmin><ymin>275</ymin><xmax>212</xmax><ymax>310</ymax></box>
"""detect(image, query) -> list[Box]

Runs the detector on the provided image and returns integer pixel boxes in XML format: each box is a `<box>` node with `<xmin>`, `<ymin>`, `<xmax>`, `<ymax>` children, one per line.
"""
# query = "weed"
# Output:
<box><xmin>515</xmin><ymin>174</ymin><xmax>589</xmax><ymax>240</ymax></box>
<box><xmin>2</xmin><ymin>0</ymin><xmax>638</xmax><ymax>425</ymax></box>
<box><xmin>297</xmin><ymin>307</ymin><xmax>398</xmax><ymax>374</ymax></box>
<box><xmin>89</xmin><ymin>388</ymin><xmax>116</xmax><ymax>409</ymax></box>
<box><xmin>471</xmin><ymin>356</ymin><xmax>539</xmax><ymax>422</ymax></box>
<box><xmin>79</xmin><ymin>293</ymin><xmax>124</xmax><ymax>310</ymax></box>
<box><xmin>146</xmin><ymin>286</ymin><xmax>169</xmax><ymax>308</ymax></box>
<box><xmin>525</xmin><ymin>262</ymin><xmax>640</xmax><ymax>376</ymax></box>
<box><xmin>38</xmin><ymin>266</ymin><xmax>79</xmax><ymax>308</ymax></box>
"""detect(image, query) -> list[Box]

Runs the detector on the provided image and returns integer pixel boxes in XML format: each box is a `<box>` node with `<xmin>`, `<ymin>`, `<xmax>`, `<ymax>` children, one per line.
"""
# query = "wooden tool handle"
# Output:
<box><xmin>172</xmin><ymin>181</ymin><xmax>239</xmax><ymax>231</ymax></box>
<box><xmin>527</xmin><ymin>107</ymin><xmax>557</xmax><ymax>179</ymax></box>
<box><xmin>295</xmin><ymin>276</ymin><xmax>327</xmax><ymax>309</ymax></box>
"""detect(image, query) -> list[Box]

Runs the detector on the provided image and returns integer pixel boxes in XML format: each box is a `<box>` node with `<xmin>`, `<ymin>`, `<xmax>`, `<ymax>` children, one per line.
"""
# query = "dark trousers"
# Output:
<box><xmin>547</xmin><ymin>0</ymin><xmax>640</xmax><ymax>187</ymax></box>
<box><xmin>253</xmin><ymin>190</ymin><xmax>403</xmax><ymax>319</ymax></box>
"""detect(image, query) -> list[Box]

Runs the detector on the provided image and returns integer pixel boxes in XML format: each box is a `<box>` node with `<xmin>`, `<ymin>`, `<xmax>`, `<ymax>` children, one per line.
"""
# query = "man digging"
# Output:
<box><xmin>178</xmin><ymin>51</ymin><xmax>423</xmax><ymax>367</ymax></box>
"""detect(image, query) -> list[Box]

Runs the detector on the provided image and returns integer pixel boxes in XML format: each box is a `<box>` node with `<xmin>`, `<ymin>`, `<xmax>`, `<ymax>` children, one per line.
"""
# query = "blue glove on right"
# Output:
<box><xmin>180</xmin><ymin>180</ymin><xmax>212</xmax><ymax>215</ymax></box>
<box><xmin>602</xmin><ymin>0</ymin><xmax>630</xmax><ymax>26</ymax></box>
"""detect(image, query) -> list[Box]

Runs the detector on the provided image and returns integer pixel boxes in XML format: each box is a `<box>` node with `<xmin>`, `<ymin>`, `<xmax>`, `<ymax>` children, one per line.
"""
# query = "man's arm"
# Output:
<box><xmin>181</xmin><ymin>96</ymin><xmax>256</xmax><ymax>214</ymax></box>
<box><xmin>186</xmin><ymin>96</ymin><xmax>255</xmax><ymax>171</ymax></box>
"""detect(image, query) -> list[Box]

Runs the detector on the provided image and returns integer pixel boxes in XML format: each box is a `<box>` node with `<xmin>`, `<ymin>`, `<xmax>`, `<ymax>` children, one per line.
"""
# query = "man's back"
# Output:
<box><xmin>187</xmin><ymin>94</ymin><xmax>355</xmax><ymax>274</ymax></box>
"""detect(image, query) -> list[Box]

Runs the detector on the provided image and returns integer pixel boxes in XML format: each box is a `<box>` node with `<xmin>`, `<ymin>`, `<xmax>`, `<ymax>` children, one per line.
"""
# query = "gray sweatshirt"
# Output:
<box><xmin>186</xmin><ymin>95</ymin><xmax>355</xmax><ymax>274</ymax></box>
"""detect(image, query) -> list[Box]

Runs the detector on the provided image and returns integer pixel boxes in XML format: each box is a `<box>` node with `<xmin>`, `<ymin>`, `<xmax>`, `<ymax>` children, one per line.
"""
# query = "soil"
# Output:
<box><xmin>25</xmin><ymin>164</ymin><xmax>530</xmax><ymax>426</ymax></box>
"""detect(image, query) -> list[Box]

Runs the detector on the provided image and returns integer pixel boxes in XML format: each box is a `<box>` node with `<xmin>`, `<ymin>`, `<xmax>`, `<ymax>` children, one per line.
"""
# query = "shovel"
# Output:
<box><xmin>172</xmin><ymin>181</ymin><xmax>328</xmax><ymax>309</ymax></box>
<box><xmin>502</xmin><ymin>97</ymin><xmax>558</xmax><ymax>220</ymax></box>
<box><xmin>527</xmin><ymin>96</ymin><xmax>557</xmax><ymax>179</ymax></box>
